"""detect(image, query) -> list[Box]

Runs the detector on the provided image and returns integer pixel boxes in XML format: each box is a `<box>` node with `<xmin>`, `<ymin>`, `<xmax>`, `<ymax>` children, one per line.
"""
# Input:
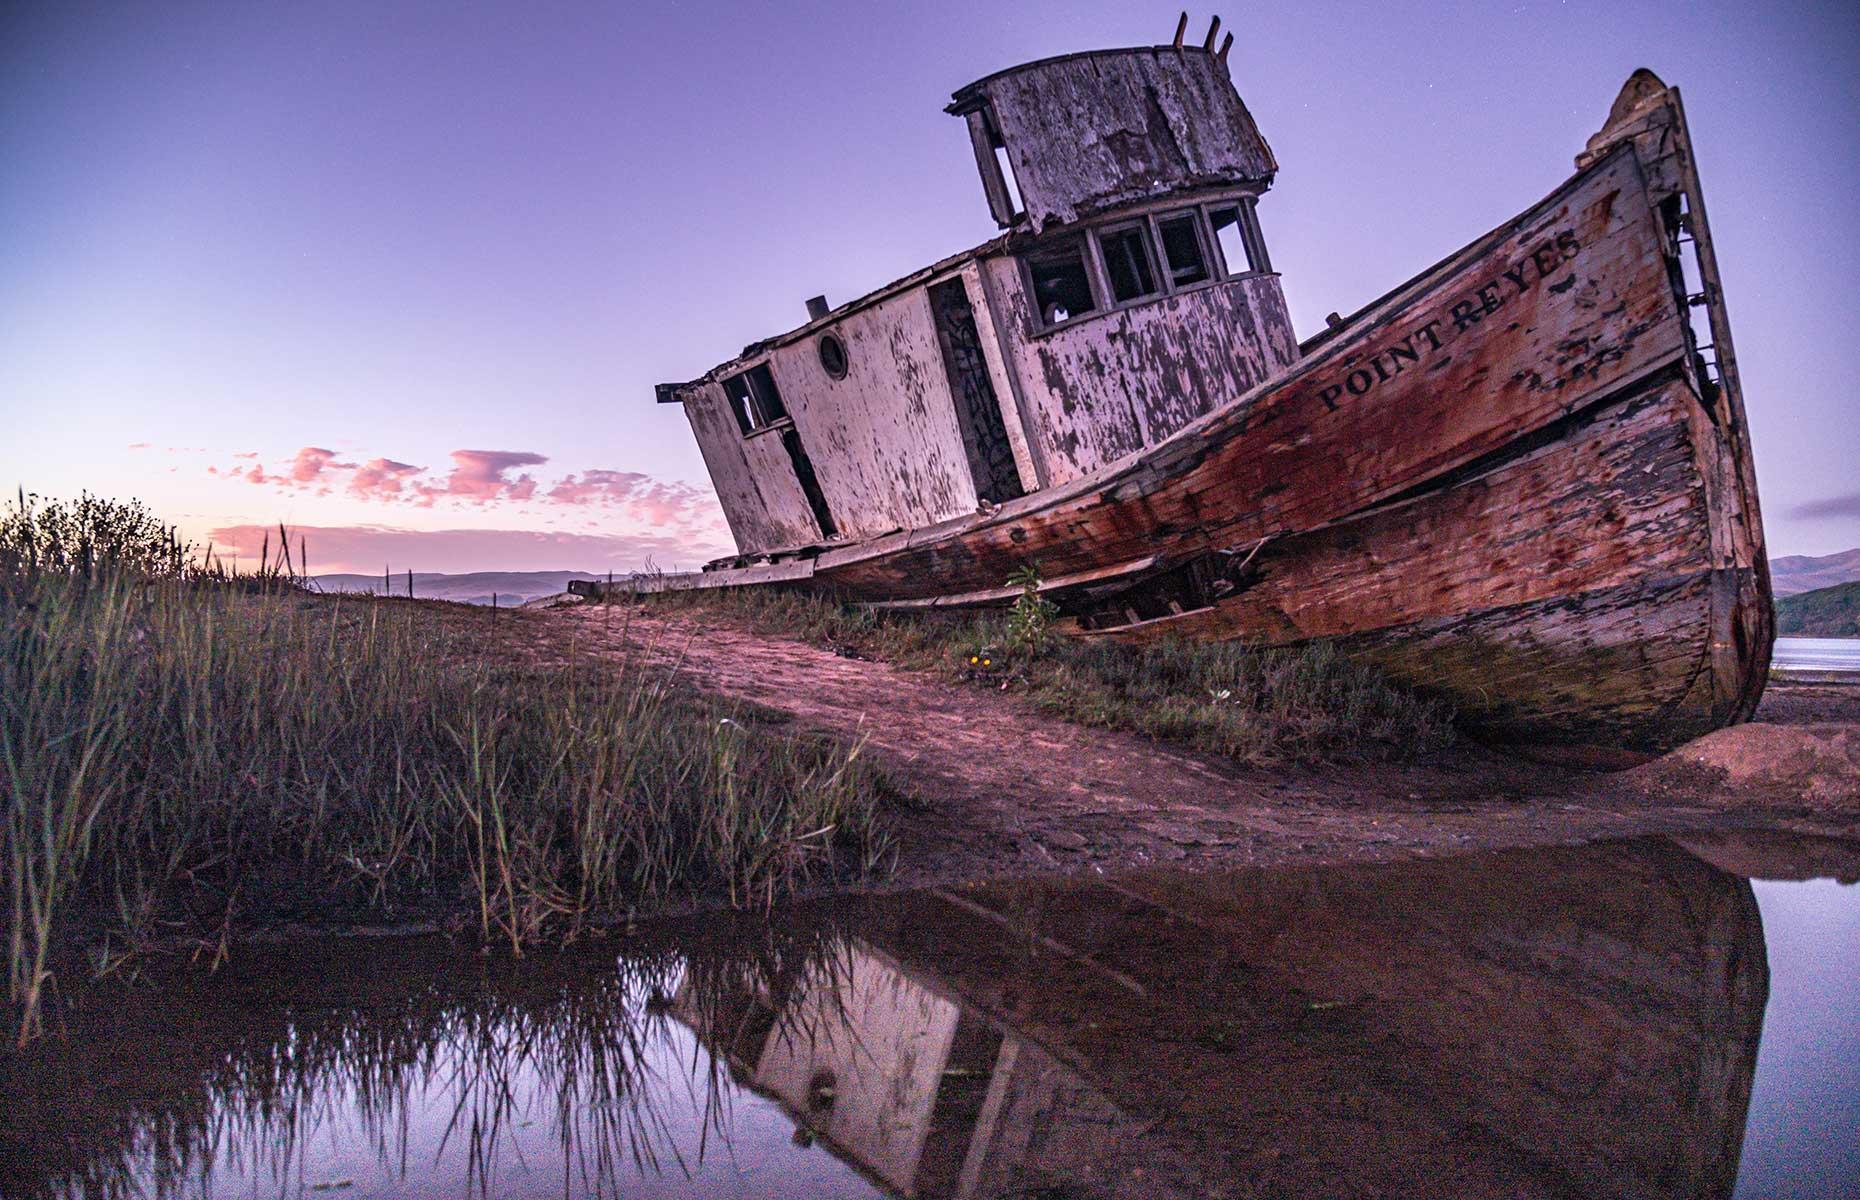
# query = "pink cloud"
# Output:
<box><xmin>545</xmin><ymin>468</ymin><xmax>652</xmax><ymax>506</ymax></box>
<box><xmin>545</xmin><ymin>469</ymin><xmax>723</xmax><ymax>530</ymax></box>
<box><xmin>204</xmin><ymin>443</ymin><xmax>725</xmax><ymax>539</ymax></box>
<box><xmin>209</xmin><ymin>461</ymin><xmax>274</xmax><ymax>484</ymax></box>
<box><xmin>288</xmin><ymin>446</ymin><xmax>353</xmax><ymax>483</ymax></box>
<box><xmin>207</xmin><ymin>522</ymin><xmax>733</xmax><ymax>576</ymax></box>
<box><xmin>428</xmin><ymin>450</ymin><xmax>548</xmax><ymax>504</ymax></box>
<box><xmin>349</xmin><ymin>457</ymin><xmax>425</xmax><ymax>500</ymax></box>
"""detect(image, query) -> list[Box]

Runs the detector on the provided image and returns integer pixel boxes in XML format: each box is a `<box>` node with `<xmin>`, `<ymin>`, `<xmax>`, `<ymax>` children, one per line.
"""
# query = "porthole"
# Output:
<box><xmin>817</xmin><ymin>333</ymin><xmax>849</xmax><ymax>379</ymax></box>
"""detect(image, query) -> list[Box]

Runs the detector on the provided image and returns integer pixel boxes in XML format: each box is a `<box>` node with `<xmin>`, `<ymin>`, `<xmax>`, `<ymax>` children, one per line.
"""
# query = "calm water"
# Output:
<box><xmin>1773</xmin><ymin>636</ymin><xmax>1860</xmax><ymax>673</ymax></box>
<box><xmin>3</xmin><ymin>835</ymin><xmax>1856</xmax><ymax>1200</ymax></box>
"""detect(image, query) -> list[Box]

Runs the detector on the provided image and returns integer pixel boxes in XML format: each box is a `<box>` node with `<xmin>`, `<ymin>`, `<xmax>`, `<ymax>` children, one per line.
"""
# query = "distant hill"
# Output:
<box><xmin>1771</xmin><ymin>548</ymin><xmax>1860</xmax><ymax>597</ymax></box>
<box><xmin>312</xmin><ymin>570</ymin><xmax>592</xmax><ymax>606</ymax></box>
<box><xmin>1776</xmin><ymin>581</ymin><xmax>1860</xmax><ymax>637</ymax></box>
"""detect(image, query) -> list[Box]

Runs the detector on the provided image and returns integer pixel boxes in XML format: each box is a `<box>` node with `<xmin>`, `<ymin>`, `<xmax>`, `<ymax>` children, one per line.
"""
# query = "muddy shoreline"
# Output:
<box><xmin>58</xmin><ymin>602</ymin><xmax>1860</xmax><ymax>954</ymax></box>
<box><xmin>544</xmin><ymin>604</ymin><xmax>1859</xmax><ymax>901</ymax></box>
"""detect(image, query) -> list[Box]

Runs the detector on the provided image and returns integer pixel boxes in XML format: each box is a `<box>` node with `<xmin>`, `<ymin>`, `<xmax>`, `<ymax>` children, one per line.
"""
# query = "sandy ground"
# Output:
<box><xmin>540</xmin><ymin>603</ymin><xmax>1859</xmax><ymax>890</ymax></box>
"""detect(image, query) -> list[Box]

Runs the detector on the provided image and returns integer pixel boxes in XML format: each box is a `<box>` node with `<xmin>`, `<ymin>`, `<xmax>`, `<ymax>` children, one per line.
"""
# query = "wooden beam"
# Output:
<box><xmin>867</xmin><ymin>555</ymin><xmax>1163</xmax><ymax>611</ymax></box>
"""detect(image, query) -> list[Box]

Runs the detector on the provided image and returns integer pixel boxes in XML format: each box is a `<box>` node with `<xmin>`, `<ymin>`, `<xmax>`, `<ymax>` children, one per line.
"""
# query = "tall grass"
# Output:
<box><xmin>1</xmin><ymin>496</ymin><xmax>893</xmax><ymax>1044</ymax></box>
<box><xmin>643</xmin><ymin>586</ymin><xmax>1456</xmax><ymax>765</ymax></box>
<box><xmin>994</xmin><ymin>635</ymin><xmax>1454</xmax><ymax>764</ymax></box>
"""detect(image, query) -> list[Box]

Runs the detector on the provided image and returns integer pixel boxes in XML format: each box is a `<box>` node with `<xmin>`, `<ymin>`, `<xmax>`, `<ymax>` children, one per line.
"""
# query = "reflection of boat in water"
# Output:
<box><xmin>677</xmin><ymin>838</ymin><xmax>1768</xmax><ymax>1198</ymax></box>
<box><xmin>0</xmin><ymin>837</ymin><xmax>1792</xmax><ymax>1199</ymax></box>
<box><xmin>588</xmin><ymin>23</ymin><xmax>1772</xmax><ymax>757</ymax></box>
<box><xmin>671</xmin><ymin>942</ymin><xmax>1098</xmax><ymax>1198</ymax></box>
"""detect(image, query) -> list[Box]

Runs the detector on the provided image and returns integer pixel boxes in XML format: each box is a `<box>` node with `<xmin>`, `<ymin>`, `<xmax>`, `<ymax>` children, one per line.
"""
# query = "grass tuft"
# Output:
<box><xmin>1</xmin><ymin>496</ymin><xmax>893</xmax><ymax>1044</ymax></box>
<box><xmin>640</xmin><ymin>586</ymin><xmax>1456</xmax><ymax>766</ymax></box>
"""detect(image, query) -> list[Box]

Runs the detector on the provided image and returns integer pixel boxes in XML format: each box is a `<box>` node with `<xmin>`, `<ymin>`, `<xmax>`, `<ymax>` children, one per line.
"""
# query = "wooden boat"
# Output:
<box><xmin>592</xmin><ymin>27</ymin><xmax>1771</xmax><ymax>758</ymax></box>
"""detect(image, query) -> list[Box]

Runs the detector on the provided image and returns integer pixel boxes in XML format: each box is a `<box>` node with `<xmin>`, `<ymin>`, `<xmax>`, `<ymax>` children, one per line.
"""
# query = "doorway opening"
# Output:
<box><xmin>781</xmin><ymin>427</ymin><xmax>837</xmax><ymax>540</ymax></box>
<box><xmin>929</xmin><ymin>278</ymin><xmax>1025</xmax><ymax>505</ymax></box>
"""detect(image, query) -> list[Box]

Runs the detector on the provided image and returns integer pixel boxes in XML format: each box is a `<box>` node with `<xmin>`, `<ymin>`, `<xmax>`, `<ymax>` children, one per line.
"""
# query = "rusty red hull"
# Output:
<box><xmin>597</xmin><ymin>77</ymin><xmax>1771</xmax><ymax>758</ymax></box>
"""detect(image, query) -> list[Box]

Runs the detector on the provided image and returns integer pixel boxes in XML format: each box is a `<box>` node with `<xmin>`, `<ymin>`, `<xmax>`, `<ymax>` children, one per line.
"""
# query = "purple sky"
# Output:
<box><xmin>3</xmin><ymin>0</ymin><xmax>1856</xmax><ymax>571</ymax></box>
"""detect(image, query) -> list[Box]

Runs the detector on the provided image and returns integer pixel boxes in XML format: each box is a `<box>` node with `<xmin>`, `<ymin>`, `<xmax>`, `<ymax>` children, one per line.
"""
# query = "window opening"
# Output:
<box><xmin>964</xmin><ymin>107</ymin><xmax>1020</xmax><ymax>228</ymax></box>
<box><xmin>1157</xmin><ymin>212</ymin><xmax>1210</xmax><ymax>288</ymax></box>
<box><xmin>721</xmin><ymin>374</ymin><xmax>756</xmax><ymax>434</ymax></box>
<box><xmin>1209</xmin><ymin>206</ymin><xmax>1254</xmax><ymax>276</ymax></box>
<box><xmin>1026</xmin><ymin>237</ymin><xmax>1097</xmax><ymax>327</ymax></box>
<box><xmin>1211</xmin><ymin>199</ymin><xmax>1273</xmax><ymax>276</ymax></box>
<box><xmin>993</xmin><ymin>144</ymin><xmax>1025</xmax><ymax>217</ymax></box>
<box><xmin>1099</xmin><ymin>224</ymin><xmax>1160</xmax><ymax>303</ymax></box>
<box><xmin>722</xmin><ymin>364</ymin><xmax>789</xmax><ymax>434</ymax></box>
<box><xmin>817</xmin><ymin>333</ymin><xmax>849</xmax><ymax>379</ymax></box>
<box><xmin>1240</xmin><ymin>198</ymin><xmax>1272</xmax><ymax>274</ymax></box>
<box><xmin>746</xmin><ymin>365</ymin><xmax>787</xmax><ymax>425</ymax></box>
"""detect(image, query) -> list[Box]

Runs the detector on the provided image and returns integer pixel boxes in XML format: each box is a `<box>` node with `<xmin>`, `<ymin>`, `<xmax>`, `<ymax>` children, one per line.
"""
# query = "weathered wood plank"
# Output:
<box><xmin>683</xmin><ymin>380</ymin><xmax>822</xmax><ymax>552</ymax></box>
<box><xmin>950</xmin><ymin>48</ymin><xmax>1276</xmax><ymax>231</ymax></box>
<box><xmin>1110</xmin><ymin>382</ymin><xmax>1711</xmax><ymax>641</ymax></box>
<box><xmin>617</xmin><ymin>557</ymin><xmax>816</xmax><ymax>595</ymax></box>
<box><xmin>986</xmin><ymin>267</ymin><xmax>1300</xmax><ymax>486</ymax></box>
<box><xmin>1075</xmin><ymin>380</ymin><xmax>1724</xmax><ymax>748</ymax></box>
<box><xmin>867</xmin><ymin>555</ymin><xmax>1161</xmax><ymax>611</ymax></box>
<box><xmin>770</xmin><ymin>282</ymin><xmax>979</xmax><ymax>539</ymax></box>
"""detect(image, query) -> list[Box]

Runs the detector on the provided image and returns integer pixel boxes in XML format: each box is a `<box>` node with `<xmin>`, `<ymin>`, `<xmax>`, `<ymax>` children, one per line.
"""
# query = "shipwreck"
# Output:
<box><xmin>591</xmin><ymin>19</ymin><xmax>1773</xmax><ymax>757</ymax></box>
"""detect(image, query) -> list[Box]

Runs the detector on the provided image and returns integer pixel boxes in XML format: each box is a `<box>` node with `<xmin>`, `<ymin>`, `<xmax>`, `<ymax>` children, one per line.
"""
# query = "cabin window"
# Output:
<box><xmin>1156</xmin><ymin>212</ymin><xmax>1211</xmax><ymax>288</ymax></box>
<box><xmin>722</xmin><ymin>363</ymin><xmax>789</xmax><ymax>435</ymax></box>
<box><xmin>1026</xmin><ymin>237</ymin><xmax>1097</xmax><ymax>328</ymax></box>
<box><xmin>963</xmin><ymin>106</ymin><xmax>1021</xmax><ymax>228</ymax></box>
<box><xmin>1097</xmin><ymin>223</ymin><xmax>1160</xmax><ymax>304</ymax></box>
<box><xmin>1209</xmin><ymin>198</ymin><xmax>1272</xmax><ymax>276</ymax></box>
<box><xmin>993</xmin><ymin>144</ymin><xmax>1025</xmax><ymax>217</ymax></box>
<box><xmin>817</xmin><ymin>333</ymin><xmax>849</xmax><ymax>379</ymax></box>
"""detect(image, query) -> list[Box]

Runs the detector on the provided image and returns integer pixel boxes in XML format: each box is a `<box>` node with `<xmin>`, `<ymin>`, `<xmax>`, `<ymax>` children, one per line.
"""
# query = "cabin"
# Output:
<box><xmin>656</xmin><ymin>38</ymin><xmax>1299</xmax><ymax>565</ymax></box>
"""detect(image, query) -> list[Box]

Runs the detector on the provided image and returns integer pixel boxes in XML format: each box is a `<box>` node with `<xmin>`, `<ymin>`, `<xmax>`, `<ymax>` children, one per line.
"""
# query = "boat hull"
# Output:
<box><xmin>591</xmin><ymin>78</ymin><xmax>1770</xmax><ymax>759</ymax></box>
<box><xmin>1086</xmin><ymin>376</ymin><xmax>1764</xmax><ymax>754</ymax></box>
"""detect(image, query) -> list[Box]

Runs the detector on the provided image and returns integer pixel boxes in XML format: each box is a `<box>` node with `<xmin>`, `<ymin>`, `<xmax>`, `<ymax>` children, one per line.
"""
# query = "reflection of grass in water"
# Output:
<box><xmin>0</xmin><ymin>921</ymin><xmax>857</xmax><ymax>1200</ymax></box>
<box><xmin>2</xmin><ymin>491</ymin><xmax>898</xmax><ymax>1044</ymax></box>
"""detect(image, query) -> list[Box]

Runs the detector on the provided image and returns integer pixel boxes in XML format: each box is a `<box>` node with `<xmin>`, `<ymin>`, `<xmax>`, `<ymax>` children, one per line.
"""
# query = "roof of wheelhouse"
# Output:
<box><xmin>947</xmin><ymin>44</ymin><xmax>1277</xmax><ymax>232</ymax></box>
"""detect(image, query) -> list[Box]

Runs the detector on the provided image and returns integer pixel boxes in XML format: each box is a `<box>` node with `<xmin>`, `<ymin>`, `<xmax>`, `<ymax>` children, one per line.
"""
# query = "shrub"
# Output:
<box><xmin>0</xmin><ymin>491</ymin><xmax>194</xmax><ymax>583</ymax></box>
<box><xmin>1004</xmin><ymin>565</ymin><xmax>1059</xmax><ymax>657</ymax></box>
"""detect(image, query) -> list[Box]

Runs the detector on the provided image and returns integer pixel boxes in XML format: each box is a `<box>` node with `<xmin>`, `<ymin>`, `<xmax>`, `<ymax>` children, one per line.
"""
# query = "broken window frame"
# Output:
<box><xmin>1092</xmin><ymin>220</ymin><xmax>1163</xmax><ymax>305</ymax></box>
<box><xmin>1021</xmin><ymin>235</ymin><xmax>1101</xmax><ymax>331</ymax></box>
<box><xmin>722</xmin><ymin>362</ymin><xmax>792</xmax><ymax>437</ymax></box>
<box><xmin>1151</xmin><ymin>208</ymin><xmax>1214</xmax><ymax>289</ymax></box>
<box><xmin>1204</xmin><ymin>195</ymin><xmax>1273</xmax><ymax>278</ymax></box>
<box><xmin>963</xmin><ymin>105</ymin><xmax>1022</xmax><ymax>228</ymax></box>
<box><xmin>1022</xmin><ymin>191</ymin><xmax>1274</xmax><ymax>336</ymax></box>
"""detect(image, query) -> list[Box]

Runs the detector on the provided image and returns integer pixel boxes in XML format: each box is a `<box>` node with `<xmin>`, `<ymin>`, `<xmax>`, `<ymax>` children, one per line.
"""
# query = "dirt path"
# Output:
<box><xmin>552</xmin><ymin>604</ymin><xmax>1858</xmax><ymax>888</ymax></box>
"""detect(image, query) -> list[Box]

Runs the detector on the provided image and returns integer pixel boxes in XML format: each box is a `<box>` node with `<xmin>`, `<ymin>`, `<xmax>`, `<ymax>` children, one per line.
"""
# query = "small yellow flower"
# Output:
<box><xmin>982</xmin><ymin>658</ymin><xmax>992</xmax><ymax>667</ymax></box>
<box><xmin>969</xmin><ymin>655</ymin><xmax>979</xmax><ymax>664</ymax></box>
